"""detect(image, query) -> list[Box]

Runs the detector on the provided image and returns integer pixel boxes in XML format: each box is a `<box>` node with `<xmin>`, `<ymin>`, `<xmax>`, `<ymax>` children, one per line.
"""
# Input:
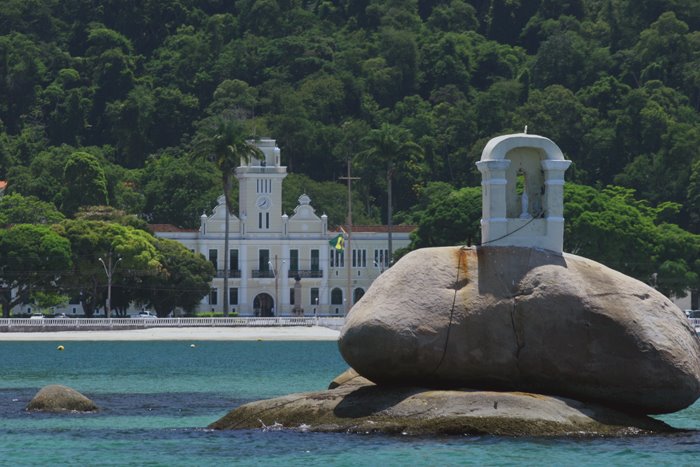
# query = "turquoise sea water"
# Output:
<box><xmin>1</xmin><ymin>340</ymin><xmax>699</xmax><ymax>466</ymax></box>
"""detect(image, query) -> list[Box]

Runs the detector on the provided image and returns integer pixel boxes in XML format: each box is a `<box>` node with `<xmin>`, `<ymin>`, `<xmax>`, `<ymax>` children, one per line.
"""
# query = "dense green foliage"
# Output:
<box><xmin>0</xmin><ymin>218</ymin><xmax>213</xmax><ymax>317</ymax></box>
<box><xmin>0</xmin><ymin>193</ymin><xmax>65</xmax><ymax>225</ymax></box>
<box><xmin>134</xmin><ymin>238</ymin><xmax>216</xmax><ymax>317</ymax></box>
<box><xmin>0</xmin><ymin>224</ymin><xmax>72</xmax><ymax>317</ymax></box>
<box><xmin>1</xmin><ymin>1</ymin><xmax>699</xmax><ymax>303</ymax></box>
<box><xmin>563</xmin><ymin>184</ymin><xmax>699</xmax><ymax>298</ymax></box>
<box><xmin>1</xmin><ymin>0</ymin><xmax>697</xmax><ymax>227</ymax></box>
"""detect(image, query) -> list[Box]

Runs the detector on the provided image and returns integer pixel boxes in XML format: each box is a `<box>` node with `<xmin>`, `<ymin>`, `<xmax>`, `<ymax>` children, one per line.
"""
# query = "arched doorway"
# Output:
<box><xmin>331</xmin><ymin>288</ymin><xmax>343</xmax><ymax>305</ymax></box>
<box><xmin>254</xmin><ymin>293</ymin><xmax>274</xmax><ymax>316</ymax></box>
<box><xmin>353</xmin><ymin>288</ymin><xmax>365</xmax><ymax>304</ymax></box>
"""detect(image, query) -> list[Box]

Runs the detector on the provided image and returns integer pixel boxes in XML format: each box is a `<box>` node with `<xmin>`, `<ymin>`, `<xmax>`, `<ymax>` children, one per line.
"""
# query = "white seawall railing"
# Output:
<box><xmin>0</xmin><ymin>317</ymin><xmax>346</xmax><ymax>332</ymax></box>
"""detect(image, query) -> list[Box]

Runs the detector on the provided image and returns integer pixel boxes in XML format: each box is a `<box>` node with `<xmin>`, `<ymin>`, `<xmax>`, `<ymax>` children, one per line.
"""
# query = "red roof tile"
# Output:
<box><xmin>332</xmin><ymin>225</ymin><xmax>416</xmax><ymax>233</ymax></box>
<box><xmin>149</xmin><ymin>224</ymin><xmax>198</xmax><ymax>233</ymax></box>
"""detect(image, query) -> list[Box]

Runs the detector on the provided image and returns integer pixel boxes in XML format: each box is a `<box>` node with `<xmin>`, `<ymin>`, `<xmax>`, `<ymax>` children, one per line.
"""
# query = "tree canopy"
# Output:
<box><xmin>1</xmin><ymin>0</ymin><xmax>697</xmax><ymax>230</ymax></box>
<box><xmin>1</xmin><ymin>0</ymin><xmax>699</xmax><ymax>304</ymax></box>
<box><xmin>0</xmin><ymin>224</ymin><xmax>72</xmax><ymax>317</ymax></box>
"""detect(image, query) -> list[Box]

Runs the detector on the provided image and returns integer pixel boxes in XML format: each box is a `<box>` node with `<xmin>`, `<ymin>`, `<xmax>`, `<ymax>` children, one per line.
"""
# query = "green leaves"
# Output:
<box><xmin>135</xmin><ymin>238</ymin><xmax>214</xmax><ymax>316</ymax></box>
<box><xmin>408</xmin><ymin>184</ymin><xmax>482</xmax><ymax>248</ymax></box>
<box><xmin>0</xmin><ymin>193</ymin><xmax>64</xmax><ymax>225</ymax></box>
<box><xmin>564</xmin><ymin>183</ymin><xmax>700</xmax><ymax>295</ymax></box>
<box><xmin>61</xmin><ymin>152</ymin><xmax>109</xmax><ymax>215</ymax></box>
<box><xmin>0</xmin><ymin>224</ymin><xmax>72</xmax><ymax>317</ymax></box>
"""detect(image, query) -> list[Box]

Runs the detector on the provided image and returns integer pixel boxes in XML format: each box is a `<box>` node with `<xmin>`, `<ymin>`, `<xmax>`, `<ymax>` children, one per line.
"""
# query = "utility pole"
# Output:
<box><xmin>339</xmin><ymin>157</ymin><xmax>359</xmax><ymax>315</ymax></box>
<box><xmin>98</xmin><ymin>253</ymin><xmax>122</xmax><ymax>319</ymax></box>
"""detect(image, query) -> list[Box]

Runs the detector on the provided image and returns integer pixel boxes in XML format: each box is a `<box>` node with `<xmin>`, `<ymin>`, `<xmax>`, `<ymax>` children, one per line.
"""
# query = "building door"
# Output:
<box><xmin>353</xmin><ymin>288</ymin><xmax>365</xmax><ymax>304</ymax></box>
<box><xmin>254</xmin><ymin>293</ymin><xmax>274</xmax><ymax>317</ymax></box>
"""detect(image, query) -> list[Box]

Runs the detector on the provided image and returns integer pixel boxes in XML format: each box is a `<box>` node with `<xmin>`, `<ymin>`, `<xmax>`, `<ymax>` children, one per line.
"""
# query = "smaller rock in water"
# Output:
<box><xmin>26</xmin><ymin>385</ymin><xmax>98</xmax><ymax>413</ymax></box>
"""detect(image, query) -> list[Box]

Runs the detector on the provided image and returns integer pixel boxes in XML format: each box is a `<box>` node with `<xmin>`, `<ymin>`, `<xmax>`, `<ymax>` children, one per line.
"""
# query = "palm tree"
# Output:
<box><xmin>194</xmin><ymin>116</ymin><xmax>262</xmax><ymax>316</ymax></box>
<box><xmin>359</xmin><ymin>123</ymin><xmax>423</xmax><ymax>265</ymax></box>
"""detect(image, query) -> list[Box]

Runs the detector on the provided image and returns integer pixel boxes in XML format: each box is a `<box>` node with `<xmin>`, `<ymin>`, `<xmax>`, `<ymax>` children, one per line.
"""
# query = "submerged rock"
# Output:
<box><xmin>339</xmin><ymin>246</ymin><xmax>700</xmax><ymax>414</ymax></box>
<box><xmin>209</xmin><ymin>378</ymin><xmax>674</xmax><ymax>436</ymax></box>
<box><xmin>26</xmin><ymin>385</ymin><xmax>98</xmax><ymax>413</ymax></box>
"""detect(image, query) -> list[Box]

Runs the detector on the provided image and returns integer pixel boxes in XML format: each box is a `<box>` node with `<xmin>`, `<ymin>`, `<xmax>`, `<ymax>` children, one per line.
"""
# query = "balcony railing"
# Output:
<box><xmin>252</xmin><ymin>269</ymin><xmax>275</xmax><ymax>278</ymax></box>
<box><xmin>216</xmin><ymin>269</ymin><xmax>241</xmax><ymax>278</ymax></box>
<box><xmin>288</xmin><ymin>269</ymin><xmax>323</xmax><ymax>278</ymax></box>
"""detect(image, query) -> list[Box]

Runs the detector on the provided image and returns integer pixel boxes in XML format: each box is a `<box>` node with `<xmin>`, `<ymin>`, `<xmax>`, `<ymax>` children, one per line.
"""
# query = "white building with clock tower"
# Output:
<box><xmin>151</xmin><ymin>138</ymin><xmax>413</xmax><ymax>317</ymax></box>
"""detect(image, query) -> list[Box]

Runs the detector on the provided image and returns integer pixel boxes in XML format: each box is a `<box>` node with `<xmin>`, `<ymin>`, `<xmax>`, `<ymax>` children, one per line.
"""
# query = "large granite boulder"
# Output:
<box><xmin>26</xmin><ymin>385</ymin><xmax>98</xmax><ymax>412</ymax></box>
<box><xmin>339</xmin><ymin>246</ymin><xmax>700</xmax><ymax>414</ymax></box>
<box><xmin>209</xmin><ymin>377</ymin><xmax>674</xmax><ymax>436</ymax></box>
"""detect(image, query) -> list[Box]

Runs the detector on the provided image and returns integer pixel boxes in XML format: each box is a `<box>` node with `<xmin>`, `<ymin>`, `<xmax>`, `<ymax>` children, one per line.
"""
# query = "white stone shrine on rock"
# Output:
<box><xmin>476</xmin><ymin>133</ymin><xmax>571</xmax><ymax>253</ymax></box>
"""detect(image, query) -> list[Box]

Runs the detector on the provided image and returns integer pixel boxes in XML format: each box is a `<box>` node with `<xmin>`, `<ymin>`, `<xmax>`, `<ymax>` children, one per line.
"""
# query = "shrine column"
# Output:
<box><xmin>541</xmin><ymin>159</ymin><xmax>572</xmax><ymax>252</ymax></box>
<box><xmin>476</xmin><ymin>159</ymin><xmax>511</xmax><ymax>244</ymax></box>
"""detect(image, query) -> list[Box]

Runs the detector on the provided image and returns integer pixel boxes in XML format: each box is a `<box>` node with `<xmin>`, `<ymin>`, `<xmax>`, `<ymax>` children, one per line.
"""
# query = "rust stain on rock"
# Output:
<box><xmin>454</xmin><ymin>247</ymin><xmax>472</xmax><ymax>290</ymax></box>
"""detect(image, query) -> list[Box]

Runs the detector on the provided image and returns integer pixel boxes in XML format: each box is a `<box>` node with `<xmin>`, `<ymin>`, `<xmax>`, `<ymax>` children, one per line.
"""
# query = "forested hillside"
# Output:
<box><xmin>0</xmin><ymin>1</ymin><xmax>698</xmax><ymax>235</ymax></box>
<box><xmin>1</xmin><ymin>0</ymin><xmax>698</xmax><ymax>227</ymax></box>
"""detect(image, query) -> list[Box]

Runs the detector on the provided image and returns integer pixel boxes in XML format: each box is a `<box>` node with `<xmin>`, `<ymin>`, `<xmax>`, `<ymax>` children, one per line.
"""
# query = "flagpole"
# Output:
<box><xmin>340</xmin><ymin>157</ymin><xmax>359</xmax><ymax>315</ymax></box>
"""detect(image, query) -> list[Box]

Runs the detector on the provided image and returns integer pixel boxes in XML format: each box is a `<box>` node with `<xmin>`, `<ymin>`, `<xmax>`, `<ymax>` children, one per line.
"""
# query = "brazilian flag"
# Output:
<box><xmin>329</xmin><ymin>233</ymin><xmax>344</xmax><ymax>250</ymax></box>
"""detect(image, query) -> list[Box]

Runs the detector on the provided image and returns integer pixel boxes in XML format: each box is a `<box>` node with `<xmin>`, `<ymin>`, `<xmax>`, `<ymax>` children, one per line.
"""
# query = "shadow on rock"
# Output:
<box><xmin>333</xmin><ymin>385</ymin><xmax>423</xmax><ymax>418</ymax></box>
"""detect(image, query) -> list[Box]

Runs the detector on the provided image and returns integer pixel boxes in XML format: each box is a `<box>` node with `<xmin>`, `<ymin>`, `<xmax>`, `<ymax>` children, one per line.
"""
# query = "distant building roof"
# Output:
<box><xmin>149</xmin><ymin>224</ymin><xmax>198</xmax><ymax>233</ymax></box>
<box><xmin>333</xmin><ymin>225</ymin><xmax>416</xmax><ymax>233</ymax></box>
<box><xmin>149</xmin><ymin>223</ymin><xmax>415</xmax><ymax>234</ymax></box>
<box><xmin>0</xmin><ymin>180</ymin><xmax>7</xmax><ymax>191</ymax></box>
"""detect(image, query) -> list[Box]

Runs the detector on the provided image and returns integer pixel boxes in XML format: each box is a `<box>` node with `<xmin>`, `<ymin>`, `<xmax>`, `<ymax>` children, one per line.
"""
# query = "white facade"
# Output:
<box><xmin>153</xmin><ymin>138</ymin><xmax>412</xmax><ymax>316</ymax></box>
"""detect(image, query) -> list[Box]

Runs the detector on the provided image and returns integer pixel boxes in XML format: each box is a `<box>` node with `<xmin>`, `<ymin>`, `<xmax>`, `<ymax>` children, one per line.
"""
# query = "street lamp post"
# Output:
<box><xmin>99</xmin><ymin>254</ymin><xmax>122</xmax><ymax>319</ymax></box>
<box><xmin>374</xmin><ymin>260</ymin><xmax>385</xmax><ymax>274</ymax></box>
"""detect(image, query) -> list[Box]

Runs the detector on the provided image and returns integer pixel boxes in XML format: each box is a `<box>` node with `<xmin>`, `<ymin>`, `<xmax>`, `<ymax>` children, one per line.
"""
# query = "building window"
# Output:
<box><xmin>266</xmin><ymin>212</ymin><xmax>270</xmax><ymax>229</ymax></box>
<box><xmin>331</xmin><ymin>288</ymin><xmax>343</xmax><ymax>305</ymax></box>
<box><xmin>229</xmin><ymin>288</ymin><xmax>238</xmax><ymax>305</ymax></box>
<box><xmin>259</xmin><ymin>249</ymin><xmax>270</xmax><ymax>271</ymax></box>
<box><xmin>258</xmin><ymin>212</ymin><xmax>262</xmax><ymax>229</ymax></box>
<box><xmin>374</xmin><ymin>249</ymin><xmax>389</xmax><ymax>267</ymax></box>
<box><xmin>335</xmin><ymin>250</ymin><xmax>344</xmax><ymax>268</ymax></box>
<box><xmin>289</xmin><ymin>288</ymin><xmax>295</xmax><ymax>305</ymax></box>
<box><xmin>352</xmin><ymin>249</ymin><xmax>367</xmax><ymax>268</ymax></box>
<box><xmin>311</xmin><ymin>249</ymin><xmax>319</xmax><ymax>271</ymax></box>
<box><xmin>230</xmin><ymin>249</ymin><xmax>239</xmax><ymax>272</ymax></box>
<box><xmin>258</xmin><ymin>179</ymin><xmax>272</xmax><ymax>193</ymax></box>
<box><xmin>209</xmin><ymin>249</ymin><xmax>218</xmax><ymax>269</ymax></box>
<box><xmin>210</xmin><ymin>288</ymin><xmax>218</xmax><ymax>305</ymax></box>
<box><xmin>310</xmin><ymin>287</ymin><xmax>319</xmax><ymax>306</ymax></box>
<box><xmin>290</xmin><ymin>249</ymin><xmax>299</xmax><ymax>271</ymax></box>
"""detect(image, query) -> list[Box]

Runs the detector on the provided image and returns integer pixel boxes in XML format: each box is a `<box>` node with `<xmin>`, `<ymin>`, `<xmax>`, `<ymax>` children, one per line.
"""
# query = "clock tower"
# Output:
<box><xmin>235</xmin><ymin>138</ymin><xmax>287</xmax><ymax>234</ymax></box>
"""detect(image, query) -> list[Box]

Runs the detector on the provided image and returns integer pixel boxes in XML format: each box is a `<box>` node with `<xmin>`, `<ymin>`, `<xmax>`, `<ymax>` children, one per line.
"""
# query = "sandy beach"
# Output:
<box><xmin>0</xmin><ymin>326</ymin><xmax>340</xmax><ymax>341</ymax></box>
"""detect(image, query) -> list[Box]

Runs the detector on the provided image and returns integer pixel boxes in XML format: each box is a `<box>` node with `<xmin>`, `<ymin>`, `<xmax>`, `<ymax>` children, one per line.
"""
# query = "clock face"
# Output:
<box><xmin>256</xmin><ymin>196</ymin><xmax>271</xmax><ymax>210</ymax></box>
